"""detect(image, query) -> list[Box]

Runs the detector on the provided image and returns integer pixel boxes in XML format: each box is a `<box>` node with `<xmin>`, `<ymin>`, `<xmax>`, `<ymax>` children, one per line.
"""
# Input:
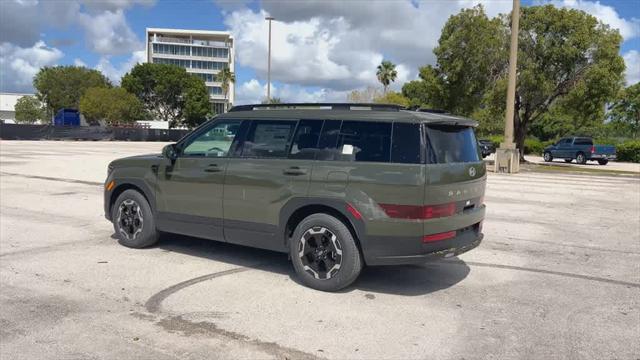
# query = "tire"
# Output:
<box><xmin>543</xmin><ymin>152</ymin><xmax>553</xmax><ymax>162</ymax></box>
<box><xmin>112</xmin><ymin>189</ymin><xmax>159</xmax><ymax>248</ymax></box>
<box><xmin>564</xmin><ymin>159</ymin><xmax>573</xmax><ymax>163</ymax></box>
<box><xmin>289</xmin><ymin>213</ymin><xmax>362</xmax><ymax>292</ymax></box>
<box><xmin>576</xmin><ymin>152</ymin><xmax>587</xmax><ymax>165</ymax></box>
<box><xmin>598</xmin><ymin>159</ymin><xmax>609</xmax><ymax>165</ymax></box>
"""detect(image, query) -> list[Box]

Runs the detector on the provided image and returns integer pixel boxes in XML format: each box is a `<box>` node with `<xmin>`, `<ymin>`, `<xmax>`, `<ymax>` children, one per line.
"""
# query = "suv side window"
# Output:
<box><xmin>574</xmin><ymin>138</ymin><xmax>593</xmax><ymax>145</ymax></box>
<box><xmin>316</xmin><ymin>120</ymin><xmax>342</xmax><ymax>161</ymax></box>
<box><xmin>182</xmin><ymin>120</ymin><xmax>241</xmax><ymax>157</ymax></box>
<box><xmin>241</xmin><ymin>120</ymin><xmax>296</xmax><ymax>158</ymax></box>
<box><xmin>289</xmin><ymin>119</ymin><xmax>323</xmax><ymax>159</ymax></box>
<box><xmin>391</xmin><ymin>122</ymin><xmax>422</xmax><ymax>164</ymax></box>
<box><xmin>337</xmin><ymin>121</ymin><xmax>391</xmax><ymax>163</ymax></box>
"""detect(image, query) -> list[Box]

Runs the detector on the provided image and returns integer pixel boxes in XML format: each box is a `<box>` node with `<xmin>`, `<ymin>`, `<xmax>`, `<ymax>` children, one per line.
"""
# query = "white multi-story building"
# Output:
<box><xmin>146</xmin><ymin>28</ymin><xmax>235</xmax><ymax>115</ymax></box>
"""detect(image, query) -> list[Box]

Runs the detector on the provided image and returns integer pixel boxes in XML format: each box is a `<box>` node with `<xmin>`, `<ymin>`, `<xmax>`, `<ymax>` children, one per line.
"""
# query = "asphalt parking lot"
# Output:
<box><xmin>1</xmin><ymin>140</ymin><xmax>639</xmax><ymax>360</ymax></box>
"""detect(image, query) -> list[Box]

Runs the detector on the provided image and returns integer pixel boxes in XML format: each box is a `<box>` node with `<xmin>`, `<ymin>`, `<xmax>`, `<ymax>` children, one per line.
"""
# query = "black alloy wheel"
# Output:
<box><xmin>298</xmin><ymin>227</ymin><xmax>343</xmax><ymax>280</ymax></box>
<box><xmin>117</xmin><ymin>199</ymin><xmax>144</xmax><ymax>241</ymax></box>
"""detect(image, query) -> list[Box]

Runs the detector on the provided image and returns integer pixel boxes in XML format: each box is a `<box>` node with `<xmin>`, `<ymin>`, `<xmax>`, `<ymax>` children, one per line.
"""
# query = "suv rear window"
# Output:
<box><xmin>426</xmin><ymin>125</ymin><xmax>479</xmax><ymax>164</ymax></box>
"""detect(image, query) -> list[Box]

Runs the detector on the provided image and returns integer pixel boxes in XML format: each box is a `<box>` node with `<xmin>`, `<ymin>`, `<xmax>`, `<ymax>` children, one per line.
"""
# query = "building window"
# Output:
<box><xmin>191</xmin><ymin>60</ymin><xmax>225</xmax><ymax>70</ymax></box>
<box><xmin>191</xmin><ymin>46</ymin><xmax>228</xmax><ymax>58</ymax></box>
<box><xmin>152</xmin><ymin>43</ymin><xmax>190</xmax><ymax>56</ymax></box>
<box><xmin>152</xmin><ymin>57</ymin><xmax>190</xmax><ymax>69</ymax></box>
<box><xmin>193</xmin><ymin>73</ymin><xmax>215</xmax><ymax>83</ymax></box>
<box><xmin>211</xmin><ymin>102</ymin><xmax>226</xmax><ymax>115</ymax></box>
<box><xmin>208</xmin><ymin>86</ymin><xmax>223</xmax><ymax>95</ymax></box>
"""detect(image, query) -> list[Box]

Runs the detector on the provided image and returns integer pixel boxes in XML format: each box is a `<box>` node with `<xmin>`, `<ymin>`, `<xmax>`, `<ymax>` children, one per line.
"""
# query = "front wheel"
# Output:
<box><xmin>598</xmin><ymin>159</ymin><xmax>609</xmax><ymax>165</ymax></box>
<box><xmin>576</xmin><ymin>152</ymin><xmax>587</xmax><ymax>165</ymax></box>
<box><xmin>289</xmin><ymin>213</ymin><xmax>362</xmax><ymax>292</ymax></box>
<box><xmin>543</xmin><ymin>152</ymin><xmax>553</xmax><ymax>162</ymax></box>
<box><xmin>112</xmin><ymin>189</ymin><xmax>159</xmax><ymax>248</ymax></box>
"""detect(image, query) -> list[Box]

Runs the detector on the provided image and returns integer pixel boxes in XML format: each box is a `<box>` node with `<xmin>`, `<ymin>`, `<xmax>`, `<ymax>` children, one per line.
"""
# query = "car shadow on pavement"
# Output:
<box><xmin>143</xmin><ymin>233</ymin><xmax>470</xmax><ymax>297</ymax></box>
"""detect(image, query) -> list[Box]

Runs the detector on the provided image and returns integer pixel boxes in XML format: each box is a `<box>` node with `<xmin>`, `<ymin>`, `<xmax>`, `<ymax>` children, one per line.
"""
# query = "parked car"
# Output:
<box><xmin>543</xmin><ymin>137</ymin><xmax>616</xmax><ymax>165</ymax></box>
<box><xmin>104</xmin><ymin>103</ymin><xmax>486</xmax><ymax>291</ymax></box>
<box><xmin>478</xmin><ymin>139</ymin><xmax>495</xmax><ymax>158</ymax></box>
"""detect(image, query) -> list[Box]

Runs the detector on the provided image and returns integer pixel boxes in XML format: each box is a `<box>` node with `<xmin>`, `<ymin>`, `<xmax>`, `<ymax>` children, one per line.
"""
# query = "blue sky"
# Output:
<box><xmin>1</xmin><ymin>0</ymin><xmax>638</xmax><ymax>104</ymax></box>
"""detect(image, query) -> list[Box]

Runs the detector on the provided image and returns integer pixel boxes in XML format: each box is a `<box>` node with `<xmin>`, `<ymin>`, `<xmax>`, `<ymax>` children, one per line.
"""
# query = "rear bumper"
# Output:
<box><xmin>589</xmin><ymin>154</ymin><xmax>616</xmax><ymax>160</ymax></box>
<box><xmin>364</xmin><ymin>226</ymin><xmax>483</xmax><ymax>266</ymax></box>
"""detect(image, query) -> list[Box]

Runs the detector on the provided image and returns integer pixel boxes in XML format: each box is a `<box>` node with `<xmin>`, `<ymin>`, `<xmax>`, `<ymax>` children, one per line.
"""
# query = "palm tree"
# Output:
<box><xmin>216</xmin><ymin>67</ymin><xmax>235</xmax><ymax>111</ymax></box>
<box><xmin>376</xmin><ymin>60</ymin><xmax>398</xmax><ymax>94</ymax></box>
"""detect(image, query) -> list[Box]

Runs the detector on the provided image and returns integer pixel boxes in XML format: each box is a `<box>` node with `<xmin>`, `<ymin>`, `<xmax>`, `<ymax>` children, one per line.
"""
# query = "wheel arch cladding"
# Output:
<box><xmin>280</xmin><ymin>199</ymin><xmax>366</xmax><ymax>258</ymax></box>
<box><xmin>109</xmin><ymin>180</ymin><xmax>155</xmax><ymax>217</ymax></box>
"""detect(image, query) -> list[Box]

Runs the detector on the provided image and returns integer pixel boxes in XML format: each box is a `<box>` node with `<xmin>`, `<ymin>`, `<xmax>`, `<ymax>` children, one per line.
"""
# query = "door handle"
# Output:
<box><xmin>283</xmin><ymin>166</ymin><xmax>307</xmax><ymax>176</ymax></box>
<box><xmin>204</xmin><ymin>164</ymin><xmax>222</xmax><ymax>173</ymax></box>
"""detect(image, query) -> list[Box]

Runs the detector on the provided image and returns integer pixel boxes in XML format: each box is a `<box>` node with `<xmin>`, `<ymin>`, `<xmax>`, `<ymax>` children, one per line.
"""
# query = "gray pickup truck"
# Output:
<box><xmin>543</xmin><ymin>137</ymin><xmax>616</xmax><ymax>165</ymax></box>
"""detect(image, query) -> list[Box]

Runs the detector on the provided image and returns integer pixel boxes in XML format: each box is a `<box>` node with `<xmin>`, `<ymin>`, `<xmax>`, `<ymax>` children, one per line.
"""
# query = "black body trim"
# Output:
<box><xmin>105</xmin><ymin>177</ymin><xmax>157</xmax><ymax>221</ymax></box>
<box><xmin>366</xmin><ymin>229</ymin><xmax>483</xmax><ymax>266</ymax></box>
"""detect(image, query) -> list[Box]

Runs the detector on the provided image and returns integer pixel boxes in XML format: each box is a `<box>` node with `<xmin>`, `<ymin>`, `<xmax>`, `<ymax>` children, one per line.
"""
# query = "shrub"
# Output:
<box><xmin>616</xmin><ymin>140</ymin><xmax>640</xmax><ymax>163</ymax></box>
<box><xmin>523</xmin><ymin>138</ymin><xmax>555</xmax><ymax>155</ymax></box>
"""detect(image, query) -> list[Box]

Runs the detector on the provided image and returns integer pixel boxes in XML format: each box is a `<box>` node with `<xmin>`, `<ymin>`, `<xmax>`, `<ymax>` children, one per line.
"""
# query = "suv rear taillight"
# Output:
<box><xmin>379</xmin><ymin>202</ymin><xmax>456</xmax><ymax>220</ymax></box>
<box><xmin>591</xmin><ymin>146</ymin><xmax>595</xmax><ymax>153</ymax></box>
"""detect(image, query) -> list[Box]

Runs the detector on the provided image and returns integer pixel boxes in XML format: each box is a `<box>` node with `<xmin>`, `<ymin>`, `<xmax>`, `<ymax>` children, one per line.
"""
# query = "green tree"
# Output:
<box><xmin>374</xmin><ymin>91</ymin><xmax>410</xmax><ymax>107</ymax></box>
<box><xmin>216</xmin><ymin>67</ymin><xmax>235</xmax><ymax>111</ymax></box>
<box><xmin>608</xmin><ymin>83</ymin><xmax>640</xmax><ymax>138</ymax></box>
<box><xmin>14</xmin><ymin>96</ymin><xmax>46</xmax><ymax>124</ymax></box>
<box><xmin>79</xmin><ymin>87</ymin><xmax>145</xmax><ymax>125</ymax></box>
<box><xmin>376</xmin><ymin>60</ymin><xmax>398</xmax><ymax>94</ymax></box>
<box><xmin>33</xmin><ymin>66</ymin><xmax>111</xmax><ymax>114</ymax></box>
<box><xmin>183</xmin><ymin>75</ymin><xmax>212</xmax><ymax>128</ymax></box>
<box><xmin>347</xmin><ymin>86</ymin><xmax>382</xmax><ymax>103</ymax></box>
<box><xmin>121</xmin><ymin>63</ymin><xmax>210</xmax><ymax>128</ymax></box>
<box><xmin>404</xmin><ymin>5</ymin><xmax>625</xmax><ymax>157</ymax></box>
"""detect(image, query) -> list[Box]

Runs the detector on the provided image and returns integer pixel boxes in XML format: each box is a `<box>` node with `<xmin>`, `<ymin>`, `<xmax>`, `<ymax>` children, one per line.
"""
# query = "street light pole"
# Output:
<box><xmin>495</xmin><ymin>0</ymin><xmax>520</xmax><ymax>173</ymax></box>
<box><xmin>265</xmin><ymin>16</ymin><xmax>274</xmax><ymax>102</ymax></box>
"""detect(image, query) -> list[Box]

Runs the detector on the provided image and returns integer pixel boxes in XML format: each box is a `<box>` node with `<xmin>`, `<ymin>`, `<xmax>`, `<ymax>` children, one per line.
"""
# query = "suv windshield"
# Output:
<box><xmin>426</xmin><ymin>125</ymin><xmax>480</xmax><ymax>164</ymax></box>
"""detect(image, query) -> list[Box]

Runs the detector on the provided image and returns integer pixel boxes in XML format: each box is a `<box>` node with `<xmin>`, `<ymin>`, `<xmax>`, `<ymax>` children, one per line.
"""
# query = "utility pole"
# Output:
<box><xmin>495</xmin><ymin>0</ymin><xmax>520</xmax><ymax>173</ymax></box>
<box><xmin>265</xmin><ymin>16</ymin><xmax>274</xmax><ymax>103</ymax></box>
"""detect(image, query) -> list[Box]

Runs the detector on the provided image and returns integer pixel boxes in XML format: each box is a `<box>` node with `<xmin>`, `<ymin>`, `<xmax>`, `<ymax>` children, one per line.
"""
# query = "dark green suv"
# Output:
<box><xmin>104</xmin><ymin>103</ymin><xmax>486</xmax><ymax>291</ymax></box>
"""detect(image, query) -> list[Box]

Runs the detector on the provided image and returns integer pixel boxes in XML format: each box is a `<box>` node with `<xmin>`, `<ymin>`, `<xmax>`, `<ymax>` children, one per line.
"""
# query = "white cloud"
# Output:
<box><xmin>0</xmin><ymin>41</ymin><xmax>64</xmax><ymax>92</ymax></box>
<box><xmin>225</xmin><ymin>1</ymin><xmax>512</xmax><ymax>94</ymax></box>
<box><xmin>94</xmin><ymin>50</ymin><xmax>146</xmax><ymax>83</ymax></box>
<box><xmin>0</xmin><ymin>0</ymin><xmax>41</xmax><ymax>46</ymax></box>
<box><xmin>80</xmin><ymin>0</ymin><xmax>156</xmax><ymax>13</ymax></box>
<box><xmin>235</xmin><ymin>78</ymin><xmax>353</xmax><ymax>105</ymax></box>
<box><xmin>74</xmin><ymin>58</ymin><xmax>87</xmax><ymax>67</ymax></box>
<box><xmin>623</xmin><ymin>50</ymin><xmax>640</xmax><ymax>85</ymax></box>
<box><xmin>78</xmin><ymin>9</ymin><xmax>142</xmax><ymax>55</ymax></box>
<box><xmin>542</xmin><ymin>0</ymin><xmax>640</xmax><ymax>40</ymax></box>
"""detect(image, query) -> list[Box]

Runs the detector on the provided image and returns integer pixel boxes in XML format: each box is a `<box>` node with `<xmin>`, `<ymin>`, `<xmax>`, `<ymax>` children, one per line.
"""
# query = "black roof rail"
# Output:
<box><xmin>416</xmin><ymin>108</ymin><xmax>447</xmax><ymax>114</ymax></box>
<box><xmin>228</xmin><ymin>103</ymin><xmax>403</xmax><ymax>112</ymax></box>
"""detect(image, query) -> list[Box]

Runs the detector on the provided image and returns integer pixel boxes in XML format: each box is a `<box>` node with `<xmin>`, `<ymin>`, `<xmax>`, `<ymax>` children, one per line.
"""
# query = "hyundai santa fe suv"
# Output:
<box><xmin>104</xmin><ymin>103</ymin><xmax>486</xmax><ymax>291</ymax></box>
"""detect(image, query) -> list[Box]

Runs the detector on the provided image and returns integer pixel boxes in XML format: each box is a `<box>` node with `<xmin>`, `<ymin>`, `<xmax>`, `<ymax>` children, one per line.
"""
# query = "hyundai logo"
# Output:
<box><xmin>468</xmin><ymin>167</ymin><xmax>477</xmax><ymax>177</ymax></box>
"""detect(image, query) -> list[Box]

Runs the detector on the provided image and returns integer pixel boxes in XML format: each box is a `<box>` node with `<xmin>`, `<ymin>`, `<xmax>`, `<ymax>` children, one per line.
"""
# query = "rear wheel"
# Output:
<box><xmin>289</xmin><ymin>213</ymin><xmax>362</xmax><ymax>292</ymax></box>
<box><xmin>598</xmin><ymin>159</ymin><xmax>609</xmax><ymax>165</ymax></box>
<box><xmin>576</xmin><ymin>152</ymin><xmax>587</xmax><ymax>165</ymax></box>
<box><xmin>543</xmin><ymin>152</ymin><xmax>553</xmax><ymax>162</ymax></box>
<box><xmin>112</xmin><ymin>189</ymin><xmax>158</xmax><ymax>248</ymax></box>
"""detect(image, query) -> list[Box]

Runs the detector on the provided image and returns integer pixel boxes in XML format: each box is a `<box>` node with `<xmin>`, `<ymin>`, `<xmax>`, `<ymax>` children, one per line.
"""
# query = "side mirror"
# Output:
<box><xmin>162</xmin><ymin>144</ymin><xmax>178</xmax><ymax>161</ymax></box>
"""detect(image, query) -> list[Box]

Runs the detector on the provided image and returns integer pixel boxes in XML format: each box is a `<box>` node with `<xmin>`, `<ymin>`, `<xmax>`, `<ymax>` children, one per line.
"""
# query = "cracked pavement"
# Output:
<box><xmin>1</xmin><ymin>141</ymin><xmax>639</xmax><ymax>359</ymax></box>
